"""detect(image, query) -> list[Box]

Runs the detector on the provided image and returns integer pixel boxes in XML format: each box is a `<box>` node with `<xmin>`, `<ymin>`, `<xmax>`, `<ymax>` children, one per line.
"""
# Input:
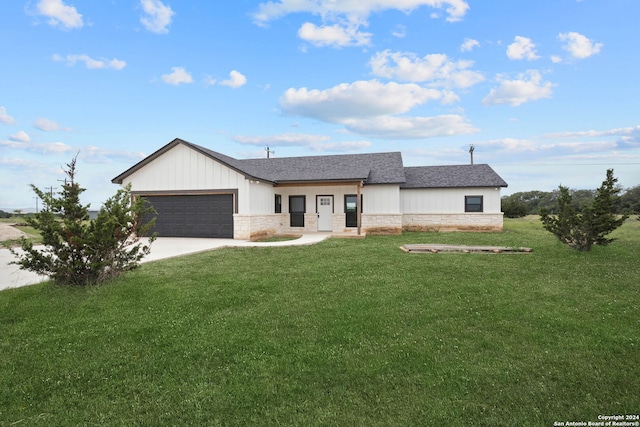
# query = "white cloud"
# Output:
<box><xmin>79</xmin><ymin>146</ymin><xmax>146</xmax><ymax>164</ymax></box>
<box><xmin>34</xmin><ymin>117</ymin><xmax>67</xmax><ymax>131</ymax></box>
<box><xmin>35</xmin><ymin>0</ymin><xmax>83</xmax><ymax>30</ymax></box>
<box><xmin>234</xmin><ymin>133</ymin><xmax>371</xmax><ymax>153</ymax></box>
<box><xmin>558</xmin><ymin>32</ymin><xmax>603</xmax><ymax>59</ymax></box>
<box><xmin>0</xmin><ymin>107</ymin><xmax>16</xmax><ymax>125</ymax></box>
<box><xmin>298</xmin><ymin>22</ymin><xmax>372</xmax><ymax>47</ymax></box>
<box><xmin>344</xmin><ymin>115</ymin><xmax>478</xmax><ymax>139</ymax></box>
<box><xmin>161</xmin><ymin>67</ymin><xmax>193</xmax><ymax>85</ymax></box>
<box><xmin>392</xmin><ymin>24</ymin><xmax>407</xmax><ymax>38</ymax></box>
<box><xmin>369</xmin><ymin>50</ymin><xmax>484</xmax><ymax>88</ymax></box>
<box><xmin>234</xmin><ymin>133</ymin><xmax>330</xmax><ymax>146</ymax></box>
<box><xmin>253</xmin><ymin>0</ymin><xmax>468</xmax><ymax>49</ymax></box>
<box><xmin>280</xmin><ymin>80</ymin><xmax>442</xmax><ymax>123</ymax></box>
<box><xmin>9</xmin><ymin>131</ymin><xmax>30</xmax><ymax>143</ymax></box>
<box><xmin>140</xmin><ymin>0</ymin><xmax>175</xmax><ymax>34</ymax></box>
<box><xmin>220</xmin><ymin>70</ymin><xmax>247</xmax><ymax>88</ymax></box>
<box><xmin>53</xmin><ymin>54</ymin><xmax>126</xmax><ymax>70</ymax></box>
<box><xmin>506</xmin><ymin>36</ymin><xmax>539</xmax><ymax>60</ymax></box>
<box><xmin>480</xmin><ymin>137</ymin><xmax>538</xmax><ymax>152</ymax></box>
<box><xmin>253</xmin><ymin>0</ymin><xmax>470</xmax><ymax>25</ymax></box>
<box><xmin>0</xmin><ymin>139</ymin><xmax>73</xmax><ymax>154</ymax></box>
<box><xmin>482</xmin><ymin>70</ymin><xmax>554</xmax><ymax>106</ymax></box>
<box><xmin>460</xmin><ymin>38</ymin><xmax>479</xmax><ymax>52</ymax></box>
<box><xmin>543</xmin><ymin>125</ymin><xmax>640</xmax><ymax>146</ymax></box>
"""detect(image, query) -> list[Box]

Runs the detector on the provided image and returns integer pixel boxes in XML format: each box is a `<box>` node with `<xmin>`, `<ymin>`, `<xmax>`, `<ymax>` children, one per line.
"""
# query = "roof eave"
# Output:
<box><xmin>401</xmin><ymin>184</ymin><xmax>509</xmax><ymax>189</ymax></box>
<box><xmin>274</xmin><ymin>178</ymin><xmax>367</xmax><ymax>186</ymax></box>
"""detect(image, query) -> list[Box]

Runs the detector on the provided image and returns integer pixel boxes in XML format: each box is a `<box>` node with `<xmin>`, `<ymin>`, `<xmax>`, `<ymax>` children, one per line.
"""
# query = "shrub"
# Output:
<box><xmin>501</xmin><ymin>197</ymin><xmax>528</xmax><ymax>218</ymax></box>
<box><xmin>9</xmin><ymin>155</ymin><xmax>156</xmax><ymax>286</ymax></box>
<box><xmin>540</xmin><ymin>169</ymin><xmax>628</xmax><ymax>251</ymax></box>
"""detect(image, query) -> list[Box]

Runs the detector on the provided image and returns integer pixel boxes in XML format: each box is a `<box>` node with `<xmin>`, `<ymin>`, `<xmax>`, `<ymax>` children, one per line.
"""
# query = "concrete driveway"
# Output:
<box><xmin>0</xmin><ymin>234</ymin><xmax>330</xmax><ymax>292</ymax></box>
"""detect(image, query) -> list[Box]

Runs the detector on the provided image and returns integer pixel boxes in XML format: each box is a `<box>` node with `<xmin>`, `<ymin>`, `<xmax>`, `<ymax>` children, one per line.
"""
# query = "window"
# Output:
<box><xmin>345</xmin><ymin>194</ymin><xmax>362</xmax><ymax>227</ymax></box>
<box><xmin>465</xmin><ymin>195</ymin><xmax>483</xmax><ymax>212</ymax></box>
<box><xmin>275</xmin><ymin>194</ymin><xmax>282</xmax><ymax>213</ymax></box>
<box><xmin>289</xmin><ymin>195</ymin><xmax>305</xmax><ymax>227</ymax></box>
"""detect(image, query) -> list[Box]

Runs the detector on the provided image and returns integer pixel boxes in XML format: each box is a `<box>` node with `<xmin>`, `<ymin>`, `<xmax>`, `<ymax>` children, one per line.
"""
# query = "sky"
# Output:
<box><xmin>1</xmin><ymin>0</ymin><xmax>639</xmax><ymax>211</ymax></box>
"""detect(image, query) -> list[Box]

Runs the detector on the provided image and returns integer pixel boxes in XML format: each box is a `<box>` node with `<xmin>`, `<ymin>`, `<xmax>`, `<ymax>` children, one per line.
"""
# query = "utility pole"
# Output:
<box><xmin>265</xmin><ymin>146</ymin><xmax>275</xmax><ymax>159</ymax></box>
<box><xmin>34</xmin><ymin>196</ymin><xmax>38</xmax><ymax>213</ymax></box>
<box><xmin>469</xmin><ymin>144</ymin><xmax>475</xmax><ymax>165</ymax></box>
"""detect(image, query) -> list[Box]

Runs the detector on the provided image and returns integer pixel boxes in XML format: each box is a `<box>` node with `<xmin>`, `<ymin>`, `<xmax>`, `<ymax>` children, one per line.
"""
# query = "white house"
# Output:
<box><xmin>112</xmin><ymin>138</ymin><xmax>508</xmax><ymax>239</ymax></box>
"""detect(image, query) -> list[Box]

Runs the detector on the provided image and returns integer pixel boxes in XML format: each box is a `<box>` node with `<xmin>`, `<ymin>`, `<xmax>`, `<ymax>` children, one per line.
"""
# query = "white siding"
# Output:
<box><xmin>247</xmin><ymin>181</ymin><xmax>274</xmax><ymax>215</ymax></box>
<box><xmin>362</xmin><ymin>185</ymin><xmax>400</xmax><ymax>213</ymax></box>
<box><xmin>401</xmin><ymin>187</ymin><xmax>502</xmax><ymax>214</ymax></box>
<box><xmin>122</xmin><ymin>143</ymin><xmax>253</xmax><ymax>212</ymax></box>
<box><xmin>123</xmin><ymin>144</ymin><xmax>246</xmax><ymax>191</ymax></box>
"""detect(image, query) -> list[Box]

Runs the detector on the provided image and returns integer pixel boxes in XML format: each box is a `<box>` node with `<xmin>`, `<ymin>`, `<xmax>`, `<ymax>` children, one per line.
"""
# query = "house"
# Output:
<box><xmin>112</xmin><ymin>138</ymin><xmax>508</xmax><ymax>239</ymax></box>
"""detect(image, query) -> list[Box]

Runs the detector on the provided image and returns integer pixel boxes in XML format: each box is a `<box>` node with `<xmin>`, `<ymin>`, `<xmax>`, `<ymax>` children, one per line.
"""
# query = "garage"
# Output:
<box><xmin>141</xmin><ymin>194</ymin><xmax>234</xmax><ymax>238</ymax></box>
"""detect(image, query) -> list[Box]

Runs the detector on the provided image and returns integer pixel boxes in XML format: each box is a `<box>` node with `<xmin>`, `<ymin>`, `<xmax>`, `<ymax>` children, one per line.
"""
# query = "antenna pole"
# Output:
<box><xmin>265</xmin><ymin>146</ymin><xmax>275</xmax><ymax>159</ymax></box>
<box><xmin>469</xmin><ymin>144</ymin><xmax>475</xmax><ymax>165</ymax></box>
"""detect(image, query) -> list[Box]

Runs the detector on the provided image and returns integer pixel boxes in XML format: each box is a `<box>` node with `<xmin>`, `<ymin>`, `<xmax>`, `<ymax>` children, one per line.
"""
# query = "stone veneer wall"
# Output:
<box><xmin>234</xmin><ymin>212</ymin><xmax>503</xmax><ymax>239</ymax></box>
<box><xmin>361</xmin><ymin>214</ymin><xmax>403</xmax><ymax>235</ymax></box>
<box><xmin>234</xmin><ymin>214</ymin><xmax>284</xmax><ymax>240</ymax></box>
<box><xmin>402</xmin><ymin>213</ymin><xmax>504</xmax><ymax>232</ymax></box>
<box><xmin>276</xmin><ymin>213</ymin><xmax>319</xmax><ymax>236</ymax></box>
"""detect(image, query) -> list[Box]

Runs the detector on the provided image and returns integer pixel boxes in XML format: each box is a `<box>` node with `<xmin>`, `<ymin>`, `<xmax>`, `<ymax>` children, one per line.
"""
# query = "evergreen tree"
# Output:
<box><xmin>9</xmin><ymin>155</ymin><xmax>156</xmax><ymax>286</ymax></box>
<box><xmin>540</xmin><ymin>169</ymin><xmax>628</xmax><ymax>251</ymax></box>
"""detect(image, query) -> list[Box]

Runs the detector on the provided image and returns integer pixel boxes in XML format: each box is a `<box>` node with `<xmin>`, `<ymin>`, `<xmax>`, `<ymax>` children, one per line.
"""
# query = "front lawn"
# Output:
<box><xmin>1</xmin><ymin>217</ymin><xmax>638</xmax><ymax>426</ymax></box>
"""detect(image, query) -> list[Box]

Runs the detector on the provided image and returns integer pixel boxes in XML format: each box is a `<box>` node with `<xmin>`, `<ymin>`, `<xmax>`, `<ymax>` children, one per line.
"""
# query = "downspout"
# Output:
<box><xmin>357</xmin><ymin>180</ymin><xmax>362</xmax><ymax>236</ymax></box>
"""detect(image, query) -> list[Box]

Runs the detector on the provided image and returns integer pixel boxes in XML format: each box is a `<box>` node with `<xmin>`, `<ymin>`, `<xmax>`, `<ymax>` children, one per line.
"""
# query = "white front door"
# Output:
<box><xmin>317</xmin><ymin>196</ymin><xmax>333</xmax><ymax>231</ymax></box>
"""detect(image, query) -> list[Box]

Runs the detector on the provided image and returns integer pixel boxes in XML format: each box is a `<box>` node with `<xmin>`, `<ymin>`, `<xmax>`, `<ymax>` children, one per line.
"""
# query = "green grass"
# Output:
<box><xmin>1</xmin><ymin>217</ymin><xmax>639</xmax><ymax>426</ymax></box>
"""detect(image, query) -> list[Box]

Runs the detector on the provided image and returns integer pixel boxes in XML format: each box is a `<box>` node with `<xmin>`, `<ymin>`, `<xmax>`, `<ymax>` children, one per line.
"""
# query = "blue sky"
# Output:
<box><xmin>1</xmin><ymin>0</ymin><xmax>639</xmax><ymax>211</ymax></box>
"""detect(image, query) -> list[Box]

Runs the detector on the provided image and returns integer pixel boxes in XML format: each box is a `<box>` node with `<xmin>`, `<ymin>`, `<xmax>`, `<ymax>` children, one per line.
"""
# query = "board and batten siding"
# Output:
<box><xmin>247</xmin><ymin>181</ymin><xmax>275</xmax><ymax>215</ymax></box>
<box><xmin>121</xmin><ymin>143</ymin><xmax>252</xmax><ymax>213</ymax></box>
<box><xmin>401</xmin><ymin>187</ymin><xmax>502</xmax><ymax>214</ymax></box>
<box><xmin>362</xmin><ymin>185</ymin><xmax>401</xmax><ymax>213</ymax></box>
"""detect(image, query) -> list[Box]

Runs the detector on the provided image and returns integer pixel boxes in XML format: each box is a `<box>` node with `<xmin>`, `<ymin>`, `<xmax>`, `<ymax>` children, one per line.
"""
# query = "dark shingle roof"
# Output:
<box><xmin>191</xmin><ymin>141</ymin><xmax>405</xmax><ymax>185</ymax></box>
<box><xmin>401</xmin><ymin>164</ymin><xmax>508</xmax><ymax>189</ymax></box>
<box><xmin>112</xmin><ymin>138</ymin><xmax>507</xmax><ymax>189</ymax></box>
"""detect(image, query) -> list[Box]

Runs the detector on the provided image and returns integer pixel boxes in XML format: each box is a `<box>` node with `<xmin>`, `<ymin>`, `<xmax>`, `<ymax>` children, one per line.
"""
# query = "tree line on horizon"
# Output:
<box><xmin>501</xmin><ymin>184</ymin><xmax>640</xmax><ymax>218</ymax></box>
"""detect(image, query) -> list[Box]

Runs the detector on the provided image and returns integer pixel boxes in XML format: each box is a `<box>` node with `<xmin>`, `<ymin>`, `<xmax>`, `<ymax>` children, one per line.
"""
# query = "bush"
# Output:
<box><xmin>9</xmin><ymin>155</ymin><xmax>156</xmax><ymax>286</ymax></box>
<box><xmin>540</xmin><ymin>169</ymin><xmax>628</xmax><ymax>251</ymax></box>
<box><xmin>501</xmin><ymin>197</ymin><xmax>528</xmax><ymax>218</ymax></box>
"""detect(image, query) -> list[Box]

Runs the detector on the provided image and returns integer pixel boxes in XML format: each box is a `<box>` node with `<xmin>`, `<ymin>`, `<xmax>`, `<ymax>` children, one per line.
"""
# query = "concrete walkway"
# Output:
<box><xmin>0</xmin><ymin>234</ymin><xmax>331</xmax><ymax>292</ymax></box>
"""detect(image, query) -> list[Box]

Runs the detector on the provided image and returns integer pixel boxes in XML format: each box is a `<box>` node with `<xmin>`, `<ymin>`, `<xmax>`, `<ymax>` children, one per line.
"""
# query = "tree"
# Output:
<box><xmin>540</xmin><ymin>169</ymin><xmax>628</xmax><ymax>251</ymax></box>
<box><xmin>617</xmin><ymin>185</ymin><xmax>640</xmax><ymax>215</ymax></box>
<box><xmin>9</xmin><ymin>155</ymin><xmax>156</xmax><ymax>286</ymax></box>
<box><xmin>501</xmin><ymin>196</ymin><xmax>528</xmax><ymax>218</ymax></box>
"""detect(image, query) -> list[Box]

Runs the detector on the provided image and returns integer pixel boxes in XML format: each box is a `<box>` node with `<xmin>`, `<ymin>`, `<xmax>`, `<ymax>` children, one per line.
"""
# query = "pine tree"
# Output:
<box><xmin>10</xmin><ymin>155</ymin><xmax>156</xmax><ymax>286</ymax></box>
<box><xmin>540</xmin><ymin>169</ymin><xmax>628</xmax><ymax>251</ymax></box>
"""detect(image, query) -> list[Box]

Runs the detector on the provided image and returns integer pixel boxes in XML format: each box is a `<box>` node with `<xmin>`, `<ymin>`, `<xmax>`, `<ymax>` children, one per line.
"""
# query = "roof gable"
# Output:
<box><xmin>401</xmin><ymin>164</ymin><xmax>508</xmax><ymax>189</ymax></box>
<box><xmin>111</xmin><ymin>138</ymin><xmax>262</xmax><ymax>184</ymax></box>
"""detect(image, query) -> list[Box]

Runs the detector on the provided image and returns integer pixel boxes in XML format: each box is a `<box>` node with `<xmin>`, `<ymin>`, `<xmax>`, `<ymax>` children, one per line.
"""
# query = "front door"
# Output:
<box><xmin>317</xmin><ymin>196</ymin><xmax>333</xmax><ymax>231</ymax></box>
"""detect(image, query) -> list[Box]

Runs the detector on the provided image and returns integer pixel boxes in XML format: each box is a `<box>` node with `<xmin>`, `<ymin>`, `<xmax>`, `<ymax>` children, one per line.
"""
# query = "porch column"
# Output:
<box><xmin>357</xmin><ymin>180</ymin><xmax>362</xmax><ymax>235</ymax></box>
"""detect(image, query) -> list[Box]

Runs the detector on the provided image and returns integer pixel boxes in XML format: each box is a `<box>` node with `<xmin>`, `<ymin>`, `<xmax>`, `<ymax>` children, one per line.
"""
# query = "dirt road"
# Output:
<box><xmin>0</xmin><ymin>223</ymin><xmax>26</xmax><ymax>242</ymax></box>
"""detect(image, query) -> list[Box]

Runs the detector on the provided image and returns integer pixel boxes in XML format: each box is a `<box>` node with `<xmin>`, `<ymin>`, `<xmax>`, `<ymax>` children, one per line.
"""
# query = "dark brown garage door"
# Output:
<box><xmin>142</xmin><ymin>194</ymin><xmax>234</xmax><ymax>238</ymax></box>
